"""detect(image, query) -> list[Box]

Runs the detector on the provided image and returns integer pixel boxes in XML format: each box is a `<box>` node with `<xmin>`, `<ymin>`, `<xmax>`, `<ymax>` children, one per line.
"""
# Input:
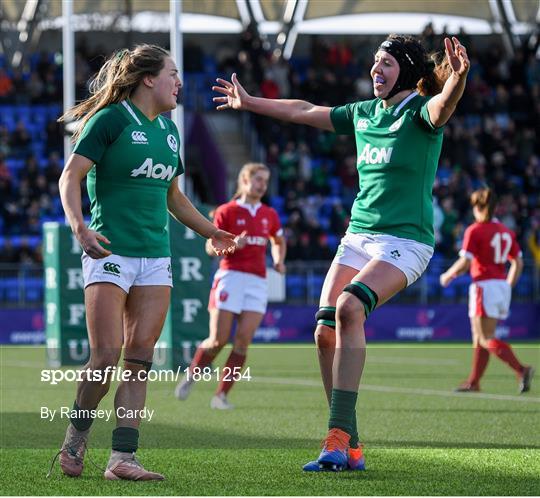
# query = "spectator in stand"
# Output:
<box><xmin>44</xmin><ymin>152</ymin><xmax>63</xmax><ymax>188</ymax></box>
<box><xmin>16</xmin><ymin>237</ymin><xmax>39</xmax><ymax>266</ymax></box>
<box><xmin>440</xmin><ymin>197</ymin><xmax>459</xmax><ymax>256</ymax></box>
<box><xmin>0</xmin><ymin>239</ymin><xmax>18</xmax><ymax>264</ymax></box>
<box><xmin>278</xmin><ymin>141</ymin><xmax>299</xmax><ymax>192</ymax></box>
<box><xmin>527</xmin><ymin>217</ymin><xmax>540</xmax><ymax>269</ymax></box>
<box><xmin>313</xmin><ymin>233</ymin><xmax>334</xmax><ymax>260</ymax></box>
<box><xmin>19</xmin><ymin>155</ymin><xmax>40</xmax><ymax>191</ymax></box>
<box><xmin>260</xmin><ymin>76</ymin><xmax>279</xmax><ymax>99</ymax></box>
<box><xmin>0</xmin><ymin>125</ymin><xmax>11</xmax><ymax>157</ymax></box>
<box><xmin>43</xmin><ymin>69</ymin><xmax>62</xmax><ymax>102</ymax></box>
<box><xmin>297</xmin><ymin>232</ymin><xmax>315</xmax><ymax>260</ymax></box>
<box><xmin>35</xmin><ymin>51</ymin><xmax>53</xmax><ymax>81</ymax></box>
<box><xmin>46</xmin><ymin>119</ymin><xmax>64</xmax><ymax>155</ymax></box>
<box><xmin>0</xmin><ymin>69</ymin><xmax>14</xmax><ymax>103</ymax></box>
<box><xmin>11</xmin><ymin>69</ymin><xmax>28</xmax><ymax>104</ymax></box>
<box><xmin>265</xmin><ymin>51</ymin><xmax>291</xmax><ymax>97</ymax></box>
<box><xmin>10</xmin><ymin>122</ymin><xmax>31</xmax><ymax>158</ymax></box>
<box><xmin>27</xmin><ymin>72</ymin><xmax>45</xmax><ymax>104</ymax></box>
<box><xmin>1</xmin><ymin>31</ymin><xmax>539</xmax><ymax>271</ymax></box>
<box><xmin>330</xmin><ymin>203</ymin><xmax>349</xmax><ymax>235</ymax></box>
<box><xmin>285</xmin><ymin>233</ymin><xmax>301</xmax><ymax>260</ymax></box>
<box><xmin>0</xmin><ymin>155</ymin><xmax>12</xmax><ymax>182</ymax></box>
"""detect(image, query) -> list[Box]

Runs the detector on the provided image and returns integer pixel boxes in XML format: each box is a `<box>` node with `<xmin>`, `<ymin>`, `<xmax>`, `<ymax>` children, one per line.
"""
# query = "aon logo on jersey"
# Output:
<box><xmin>357</xmin><ymin>144</ymin><xmax>393</xmax><ymax>165</ymax></box>
<box><xmin>131</xmin><ymin>158</ymin><xmax>176</xmax><ymax>181</ymax></box>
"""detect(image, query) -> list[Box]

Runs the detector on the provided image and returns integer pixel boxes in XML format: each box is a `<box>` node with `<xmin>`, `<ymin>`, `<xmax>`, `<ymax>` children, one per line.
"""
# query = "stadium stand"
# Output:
<box><xmin>0</xmin><ymin>26</ymin><xmax>538</xmax><ymax>305</ymax></box>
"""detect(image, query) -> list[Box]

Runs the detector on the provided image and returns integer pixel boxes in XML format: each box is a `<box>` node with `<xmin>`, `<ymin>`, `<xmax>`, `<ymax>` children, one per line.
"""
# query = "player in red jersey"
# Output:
<box><xmin>440</xmin><ymin>187</ymin><xmax>534</xmax><ymax>393</ymax></box>
<box><xmin>175</xmin><ymin>162</ymin><xmax>286</xmax><ymax>408</ymax></box>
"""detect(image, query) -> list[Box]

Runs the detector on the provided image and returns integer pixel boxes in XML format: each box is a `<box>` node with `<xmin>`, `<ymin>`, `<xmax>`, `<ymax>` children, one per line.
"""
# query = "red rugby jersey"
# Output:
<box><xmin>459</xmin><ymin>220</ymin><xmax>521</xmax><ymax>281</ymax></box>
<box><xmin>214</xmin><ymin>200</ymin><xmax>282</xmax><ymax>278</ymax></box>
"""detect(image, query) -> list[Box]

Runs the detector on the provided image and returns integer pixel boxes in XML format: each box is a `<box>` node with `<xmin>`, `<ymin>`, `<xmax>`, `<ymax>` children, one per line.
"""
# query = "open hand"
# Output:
<box><xmin>444</xmin><ymin>36</ymin><xmax>469</xmax><ymax>78</ymax></box>
<box><xmin>212</xmin><ymin>73</ymin><xmax>250</xmax><ymax>111</ymax></box>
<box><xmin>77</xmin><ymin>228</ymin><xmax>112</xmax><ymax>259</ymax></box>
<box><xmin>234</xmin><ymin>230</ymin><xmax>248</xmax><ymax>250</ymax></box>
<box><xmin>209</xmin><ymin>229</ymin><xmax>237</xmax><ymax>256</ymax></box>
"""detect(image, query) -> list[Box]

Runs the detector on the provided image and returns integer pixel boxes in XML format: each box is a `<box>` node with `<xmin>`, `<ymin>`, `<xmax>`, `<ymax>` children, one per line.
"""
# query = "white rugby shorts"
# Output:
<box><xmin>468</xmin><ymin>279</ymin><xmax>511</xmax><ymax>320</ymax></box>
<box><xmin>208</xmin><ymin>269</ymin><xmax>267</xmax><ymax>315</ymax></box>
<box><xmin>81</xmin><ymin>253</ymin><xmax>173</xmax><ymax>293</ymax></box>
<box><xmin>333</xmin><ymin>232</ymin><xmax>434</xmax><ymax>286</ymax></box>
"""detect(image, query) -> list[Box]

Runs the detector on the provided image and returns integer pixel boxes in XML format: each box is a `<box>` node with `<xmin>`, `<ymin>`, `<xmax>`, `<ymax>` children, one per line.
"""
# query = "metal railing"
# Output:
<box><xmin>0</xmin><ymin>263</ymin><xmax>44</xmax><ymax>308</ymax></box>
<box><xmin>0</xmin><ymin>259</ymin><xmax>538</xmax><ymax>308</ymax></box>
<box><xmin>282</xmin><ymin>259</ymin><xmax>539</xmax><ymax>305</ymax></box>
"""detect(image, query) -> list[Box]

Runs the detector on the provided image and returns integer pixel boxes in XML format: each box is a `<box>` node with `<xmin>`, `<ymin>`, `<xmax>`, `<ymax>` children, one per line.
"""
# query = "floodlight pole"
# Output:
<box><xmin>62</xmin><ymin>0</ymin><xmax>75</xmax><ymax>161</ymax></box>
<box><xmin>170</xmin><ymin>0</ymin><xmax>185</xmax><ymax>192</ymax></box>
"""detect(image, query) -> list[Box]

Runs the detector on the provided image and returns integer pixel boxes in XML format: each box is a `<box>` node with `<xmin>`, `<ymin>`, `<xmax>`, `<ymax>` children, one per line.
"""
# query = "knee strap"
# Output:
<box><xmin>124</xmin><ymin>358</ymin><xmax>153</xmax><ymax>373</ymax></box>
<box><xmin>343</xmin><ymin>281</ymin><xmax>379</xmax><ymax>318</ymax></box>
<box><xmin>315</xmin><ymin>306</ymin><xmax>336</xmax><ymax>329</ymax></box>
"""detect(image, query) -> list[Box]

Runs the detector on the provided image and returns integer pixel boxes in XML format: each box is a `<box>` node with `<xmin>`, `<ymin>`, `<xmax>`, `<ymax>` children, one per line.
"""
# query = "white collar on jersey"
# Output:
<box><xmin>391</xmin><ymin>91</ymin><xmax>418</xmax><ymax>116</ymax></box>
<box><xmin>121</xmin><ymin>100</ymin><xmax>165</xmax><ymax>129</ymax></box>
<box><xmin>235</xmin><ymin>199</ymin><xmax>262</xmax><ymax>217</ymax></box>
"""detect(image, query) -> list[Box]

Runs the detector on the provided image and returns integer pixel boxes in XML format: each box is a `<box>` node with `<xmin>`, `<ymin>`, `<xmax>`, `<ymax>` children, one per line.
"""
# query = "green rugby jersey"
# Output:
<box><xmin>331</xmin><ymin>92</ymin><xmax>443</xmax><ymax>247</ymax></box>
<box><xmin>74</xmin><ymin>99</ymin><xmax>184</xmax><ymax>257</ymax></box>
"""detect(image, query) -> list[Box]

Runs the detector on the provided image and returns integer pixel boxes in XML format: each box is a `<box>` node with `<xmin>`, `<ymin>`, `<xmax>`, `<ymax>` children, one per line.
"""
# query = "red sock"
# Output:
<box><xmin>468</xmin><ymin>345</ymin><xmax>490</xmax><ymax>385</ymax></box>
<box><xmin>216</xmin><ymin>351</ymin><xmax>246</xmax><ymax>395</ymax></box>
<box><xmin>486</xmin><ymin>338</ymin><xmax>524</xmax><ymax>375</ymax></box>
<box><xmin>189</xmin><ymin>345</ymin><xmax>216</xmax><ymax>372</ymax></box>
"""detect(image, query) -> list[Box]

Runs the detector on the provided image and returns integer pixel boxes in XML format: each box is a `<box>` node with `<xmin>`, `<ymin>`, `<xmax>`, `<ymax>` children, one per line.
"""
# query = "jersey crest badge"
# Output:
<box><xmin>167</xmin><ymin>134</ymin><xmax>178</xmax><ymax>152</ymax></box>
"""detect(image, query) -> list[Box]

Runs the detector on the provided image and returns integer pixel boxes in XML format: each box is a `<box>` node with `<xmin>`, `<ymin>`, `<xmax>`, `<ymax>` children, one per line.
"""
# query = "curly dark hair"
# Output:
<box><xmin>384</xmin><ymin>34</ymin><xmax>451</xmax><ymax>96</ymax></box>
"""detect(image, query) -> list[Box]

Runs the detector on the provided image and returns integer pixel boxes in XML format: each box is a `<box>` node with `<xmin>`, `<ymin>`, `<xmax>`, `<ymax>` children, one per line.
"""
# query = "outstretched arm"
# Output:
<box><xmin>213</xmin><ymin>73</ymin><xmax>334</xmax><ymax>132</ymax></box>
<box><xmin>427</xmin><ymin>37</ymin><xmax>470</xmax><ymax>128</ymax></box>
<box><xmin>167</xmin><ymin>181</ymin><xmax>236</xmax><ymax>256</ymax></box>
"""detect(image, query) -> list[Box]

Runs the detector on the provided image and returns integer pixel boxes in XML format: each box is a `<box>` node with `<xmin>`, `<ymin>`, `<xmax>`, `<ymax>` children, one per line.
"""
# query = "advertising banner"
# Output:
<box><xmin>41</xmin><ymin>218</ymin><xmax>212</xmax><ymax>368</ymax></box>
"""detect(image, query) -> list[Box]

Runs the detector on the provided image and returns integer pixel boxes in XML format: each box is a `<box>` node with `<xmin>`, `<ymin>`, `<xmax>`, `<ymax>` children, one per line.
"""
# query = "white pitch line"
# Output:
<box><xmin>368</xmin><ymin>356</ymin><xmax>459</xmax><ymax>366</ymax></box>
<box><xmin>1</xmin><ymin>357</ymin><xmax>459</xmax><ymax>368</ymax></box>
<box><xmin>255</xmin><ymin>376</ymin><xmax>540</xmax><ymax>404</ymax></box>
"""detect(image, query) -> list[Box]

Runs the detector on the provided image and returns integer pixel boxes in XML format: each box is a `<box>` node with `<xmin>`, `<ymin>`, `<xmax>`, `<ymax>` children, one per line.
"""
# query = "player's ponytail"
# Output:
<box><xmin>417</xmin><ymin>53</ymin><xmax>452</xmax><ymax>97</ymax></box>
<box><xmin>470</xmin><ymin>187</ymin><xmax>497</xmax><ymax>222</ymax></box>
<box><xmin>59</xmin><ymin>44</ymin><xmax>169</xmax><ymax>142</ymax></box>
<box><xmin>232</xmin><ymin>162</ymin><xmax>270</xmax><ymax>200</ymax></box>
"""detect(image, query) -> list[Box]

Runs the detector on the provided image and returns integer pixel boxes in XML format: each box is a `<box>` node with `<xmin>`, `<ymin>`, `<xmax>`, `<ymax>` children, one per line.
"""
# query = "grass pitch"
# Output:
<box><xmin>1</xmin><ymin>343</ymin><xmax>539</xmax><ymax>495</ymax></box>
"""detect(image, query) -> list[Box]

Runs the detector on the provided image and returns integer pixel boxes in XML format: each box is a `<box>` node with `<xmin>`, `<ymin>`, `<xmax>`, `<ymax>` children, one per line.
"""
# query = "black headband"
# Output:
<box><xmin>378</xmin><ymin>39</ymin><xmax>427</xmax><ymax>99</ymax></box>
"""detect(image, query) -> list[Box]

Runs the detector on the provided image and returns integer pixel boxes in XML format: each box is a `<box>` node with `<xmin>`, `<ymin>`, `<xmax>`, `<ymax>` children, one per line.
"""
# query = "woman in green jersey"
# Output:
<box><xmin>213</xmin><ymin>34</ymin><xmax>469</xmax><ymax>471</ymax></box>
<box><xmin>53</xmin><ymin>45</ymin><xmax>236</xmax><ymax>481</ymax></box>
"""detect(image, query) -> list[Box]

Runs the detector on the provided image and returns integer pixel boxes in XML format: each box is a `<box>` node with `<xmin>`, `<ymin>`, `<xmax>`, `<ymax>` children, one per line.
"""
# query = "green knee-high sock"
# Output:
<box><xmin>349</xmin><ymin>409</ymin><xmax>359</xmax><ymax>448</ymax></box>
<box><xmin>328</xmin><ymin>388</ymin><xmax>358</xmax><ymax>436</ymax></box>
<box><xmin>70</xmin><ymin>400</ymin><xmax>95</xmax><ymax>432</ymax></box>
<box><xmin>112</xmin><ymin>427</ymin><xmax>139</xmax><ymax>453</ymax></box>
